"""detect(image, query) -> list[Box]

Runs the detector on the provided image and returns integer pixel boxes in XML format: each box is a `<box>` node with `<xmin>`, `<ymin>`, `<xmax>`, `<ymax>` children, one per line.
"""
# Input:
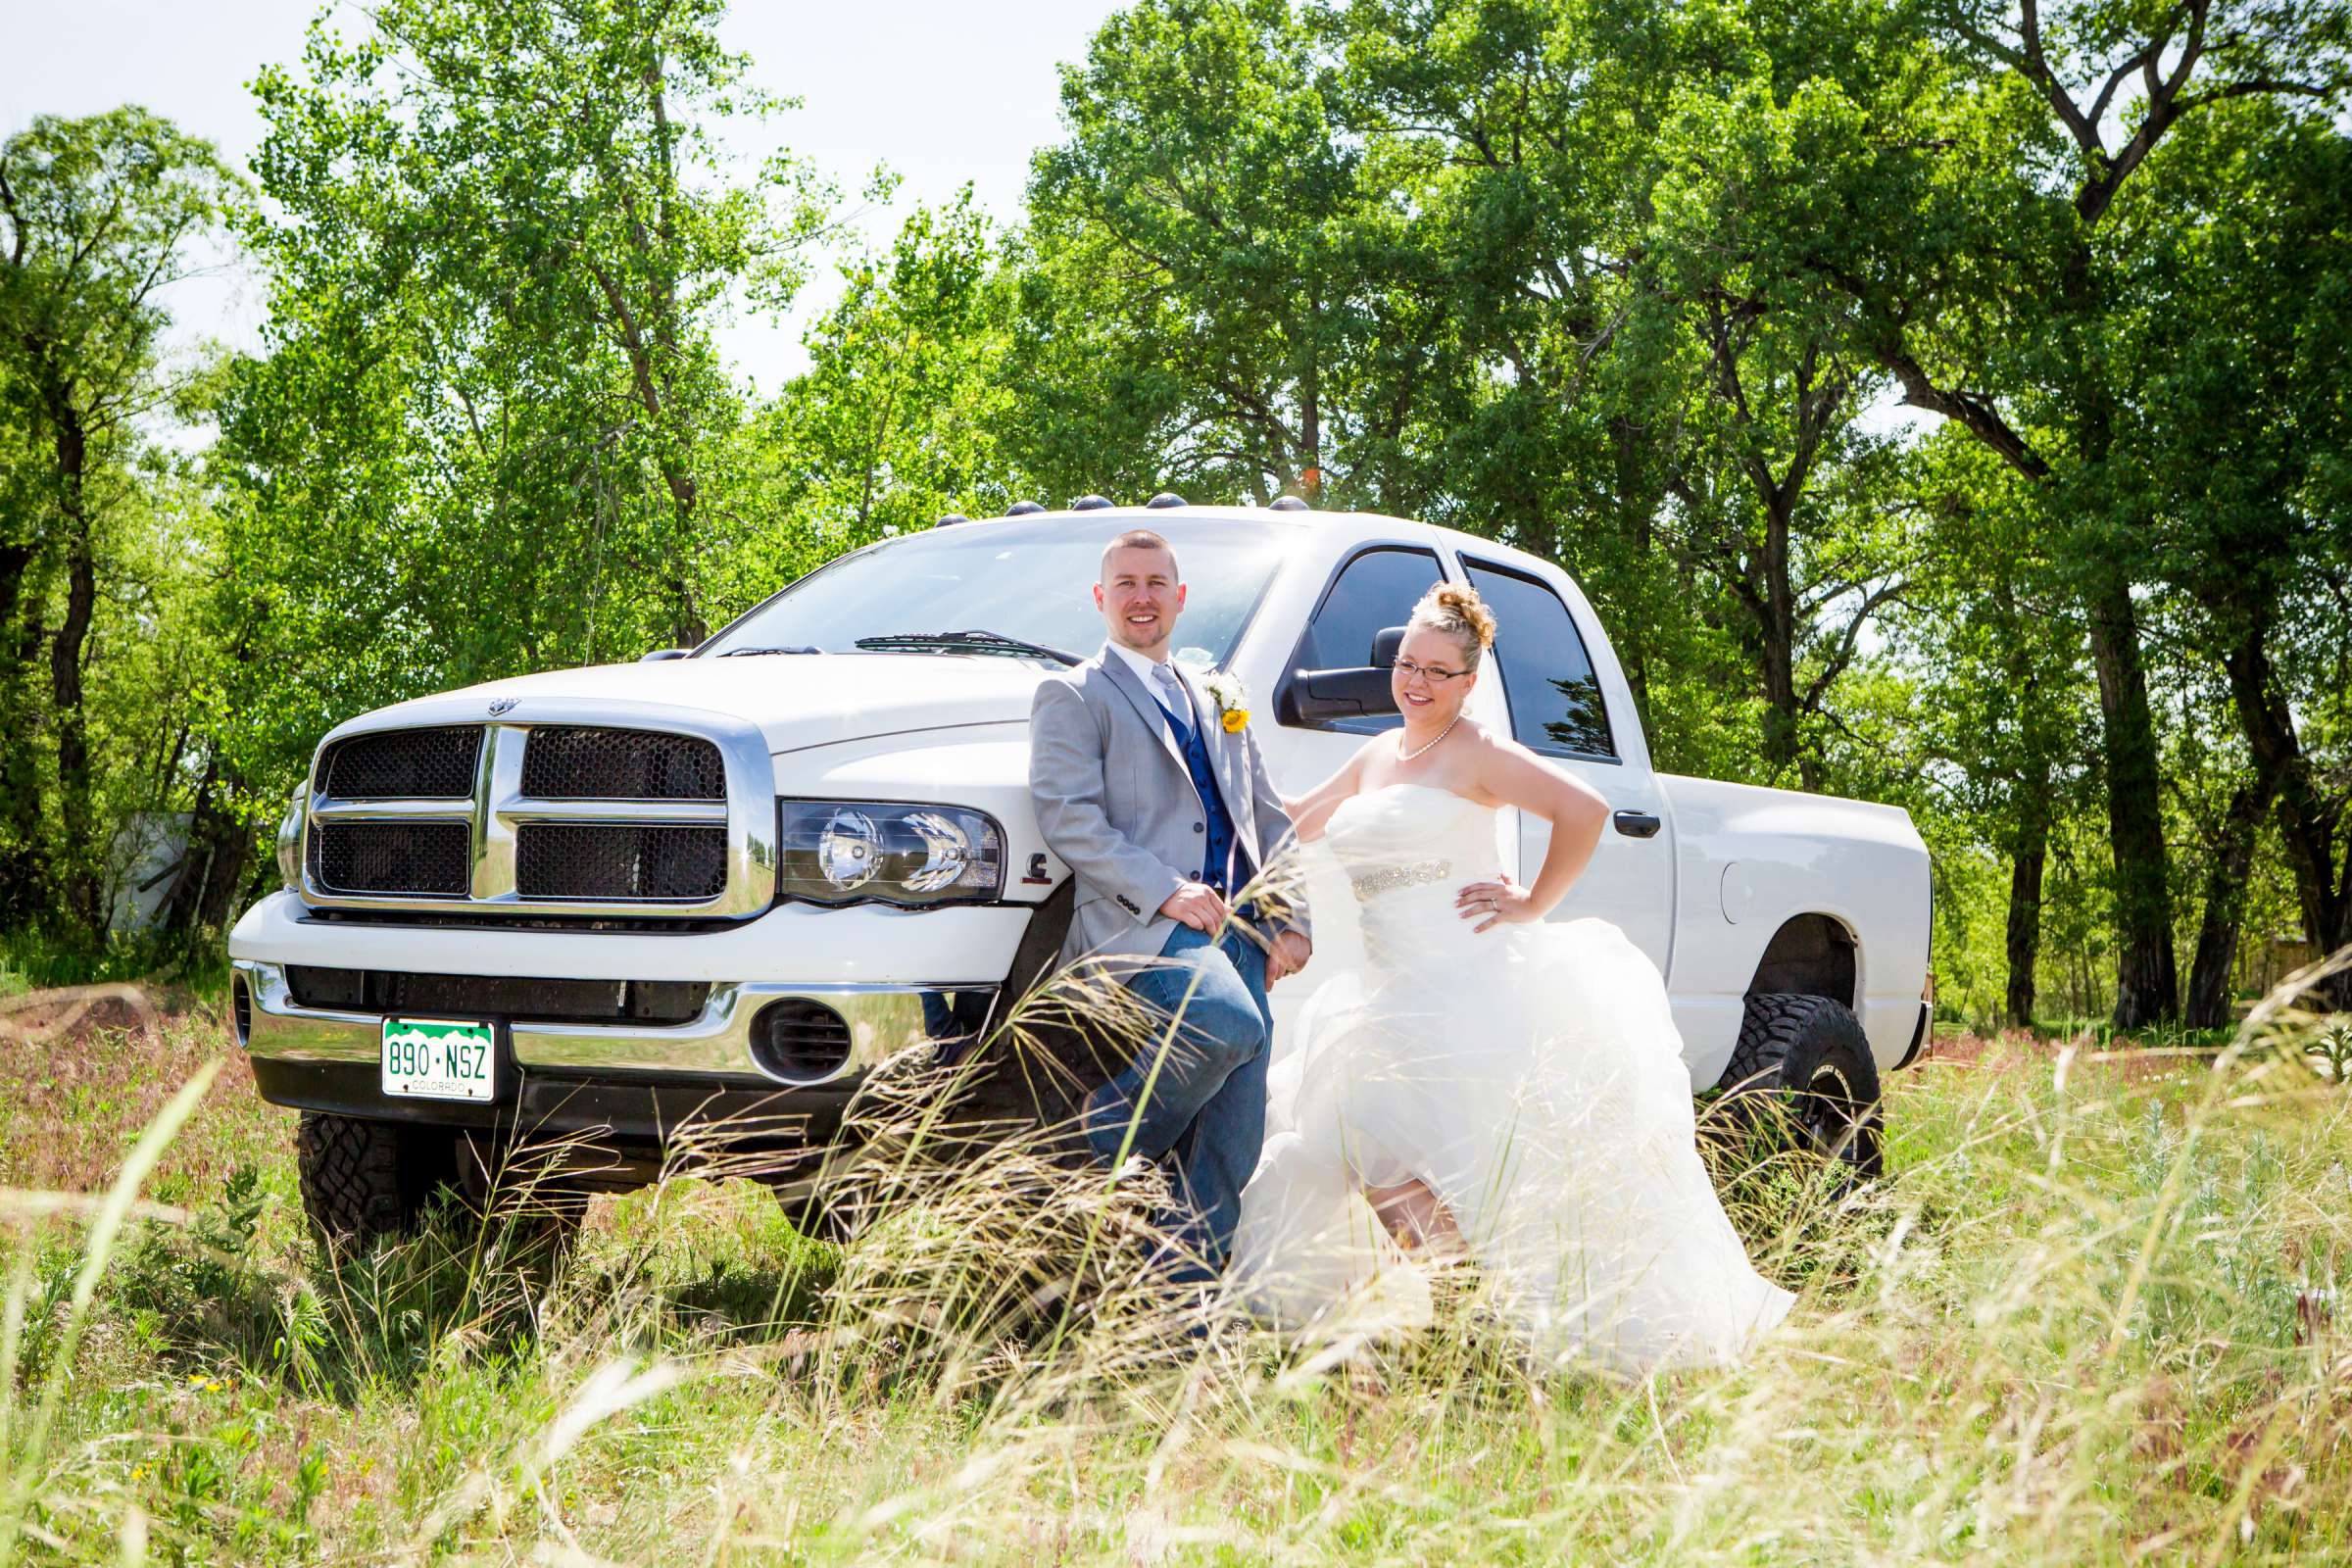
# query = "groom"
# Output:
<box><xmin>1028</xmin><ymin>527</ymin><xmax>1311</xmax><ymax>1285</ymax></box>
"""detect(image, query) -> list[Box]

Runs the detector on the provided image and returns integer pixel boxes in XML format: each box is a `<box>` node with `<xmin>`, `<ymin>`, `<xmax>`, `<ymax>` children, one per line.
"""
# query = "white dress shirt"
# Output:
<box><xmin>1105</xmin><ymin>639</ymin><xmax>1192</xmax><ymax>725</ymax></box>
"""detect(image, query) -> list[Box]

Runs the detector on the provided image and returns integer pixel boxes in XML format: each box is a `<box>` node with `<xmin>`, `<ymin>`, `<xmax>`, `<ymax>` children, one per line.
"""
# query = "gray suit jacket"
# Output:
<box><xmin>1029</xmin><ymin>647</ymin><xmax>1308</xmax><ymax>969</ymax></box>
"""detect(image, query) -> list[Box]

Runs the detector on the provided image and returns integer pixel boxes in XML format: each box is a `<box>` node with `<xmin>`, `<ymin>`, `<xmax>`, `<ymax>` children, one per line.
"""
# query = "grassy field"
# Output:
<box><xmin>0</xmin><ymin>984</ymin><xmax>2344</xmax><ymax>1565</ymax></box>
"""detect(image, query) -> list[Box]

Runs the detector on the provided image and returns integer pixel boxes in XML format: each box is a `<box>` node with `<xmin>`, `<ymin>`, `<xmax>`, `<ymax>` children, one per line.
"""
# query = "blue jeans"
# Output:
<box><xmin>1079</xmin><ymin>922</ymin><xmax>1273</xmax><ymax>1284</ymax></box>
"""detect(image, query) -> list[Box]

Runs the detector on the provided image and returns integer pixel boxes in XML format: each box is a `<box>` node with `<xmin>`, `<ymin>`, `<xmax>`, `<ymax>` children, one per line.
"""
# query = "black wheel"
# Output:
<box><xmin>1717</xmin><ymin>993</ymin><xmax>1886</xmax><ymax>1182</ymax></box>
<box><xmin>295</xmin><ymin>1112</ymin><xmax>585</xmax><ymax>1267</ymax></box>
<box><xmin>295</xmin><ymin>1111</ymin><xmax>464</xmax><ymax>1251</ymax></box>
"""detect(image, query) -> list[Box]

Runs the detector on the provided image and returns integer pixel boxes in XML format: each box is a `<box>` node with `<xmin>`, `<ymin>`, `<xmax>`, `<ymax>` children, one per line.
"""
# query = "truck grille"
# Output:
<box><xmin>318</xmin><ymin>726</ymin><xmax>481</xmax><ymax>799</ymax></box>
<box><xmin>310</xmin><ymin>821</ymin><xmax>472</xmax><ymax>896</ymax></box>
<box><xmin>300</xmin><ymin>710</ymin><xmax>767</xmax><ymax>915</ymax></box>
<box><xmin>284</xmin><ymin>965</ymin><xmax>709</xmax><ymax>1025</ymax></box>
<box><xmin>521</xmin><ymin>727</ymin><xmax>724</xmax><ymax>800</ymax></box>
<box><xmin>514</xmin><ymin>823</ymin><xmax>728</xmax><ymax>901</ymax></box>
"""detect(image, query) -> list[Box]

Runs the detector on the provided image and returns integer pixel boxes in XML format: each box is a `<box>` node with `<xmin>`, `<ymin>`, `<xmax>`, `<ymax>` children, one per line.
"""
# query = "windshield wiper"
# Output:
<box><xmin>719</xmin><ymin>644</ymin><xmax>821</xmax><ymax>657</ymax></box>
<box><xmin>854</xmin><ymin>629</ymin><xmax>1082</xmax><ymax>667</ymax></box>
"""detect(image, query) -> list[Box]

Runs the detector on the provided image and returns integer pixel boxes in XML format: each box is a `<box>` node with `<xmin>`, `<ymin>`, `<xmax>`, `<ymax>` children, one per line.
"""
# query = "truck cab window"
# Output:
<box><xmin>1290</xmin><ymin>546</ymin><xmax>1446</xmax><ymax>734</ymax></box>
<box><xmin>1462</xmin><ymin>559</ymin><xmax>1616</xmax><ymax>760</ymax></box>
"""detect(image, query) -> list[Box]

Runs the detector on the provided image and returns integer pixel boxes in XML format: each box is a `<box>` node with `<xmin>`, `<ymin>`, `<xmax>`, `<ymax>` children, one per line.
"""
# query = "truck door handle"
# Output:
<box><xmin>1612</xmin><ymin>809</ymin><xmax>1662</xmax><ymax>840</ymax></box>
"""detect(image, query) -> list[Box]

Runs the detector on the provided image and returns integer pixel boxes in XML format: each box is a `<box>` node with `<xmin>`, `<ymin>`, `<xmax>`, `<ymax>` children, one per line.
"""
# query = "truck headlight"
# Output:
<box><xmin>778</xmin><ymin>801</ymin><xmax>1004</xmax><ymax>906</ymax></box>
<box><xmin>275</xmin><ymin>784</ymin><xmax>306</xmax><ymax>892</ymax></box>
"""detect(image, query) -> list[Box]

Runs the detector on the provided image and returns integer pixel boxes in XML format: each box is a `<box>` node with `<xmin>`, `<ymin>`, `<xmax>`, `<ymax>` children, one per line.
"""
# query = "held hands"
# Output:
<box><xmin>1158</xmin><ymin>881</ymin><xmax>1229</xmax><ymax>933</ymax></box>
<box><xmin>1456</xmin><ymin>872</ymin><xmax>1541</xmax><ymax>934</ymax></box>
<box><xmin>1266</xmin><ymin>929</ymin><xmax>1312</xmax><ymax>985</ymax></box>
<box><xmin>1157</xmin><ymin>883</ymin><xmax>1313</xmax><ymax>982</ymax></box>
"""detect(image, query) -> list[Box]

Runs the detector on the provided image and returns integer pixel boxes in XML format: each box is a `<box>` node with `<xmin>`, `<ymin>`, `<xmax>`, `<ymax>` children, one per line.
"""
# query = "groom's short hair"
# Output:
<box><xmin>1101</xmin><ymin>528</ymin><xmax>1179</xmax><ymax>581</ymax></box>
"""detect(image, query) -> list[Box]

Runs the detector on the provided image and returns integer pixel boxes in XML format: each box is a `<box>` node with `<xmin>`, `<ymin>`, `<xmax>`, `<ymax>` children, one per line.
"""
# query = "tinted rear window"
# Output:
<box><xmin>1463</xmin><ymin>559</ymin><xmax>1615</xmax><ymax>760</ymax></box>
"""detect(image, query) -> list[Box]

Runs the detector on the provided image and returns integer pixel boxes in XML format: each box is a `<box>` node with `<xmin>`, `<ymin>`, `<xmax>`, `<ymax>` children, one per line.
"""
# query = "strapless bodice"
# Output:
<box><xmin>1326</xmin><ymin>784</ymin><xmax>1506</xmax><ymax>889</ymax></box>
<box><xmin>1323</xmin><ymin>785</ymin><xmax>1509</xmax><ymax>970</ymax></box>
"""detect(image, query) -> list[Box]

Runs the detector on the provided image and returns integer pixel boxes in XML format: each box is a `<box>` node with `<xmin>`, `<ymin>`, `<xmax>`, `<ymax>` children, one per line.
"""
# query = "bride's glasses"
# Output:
<box><xmin>1392</xmin><ymin>657</ymin><xmax>1470</xmax><ymax>683</ymax></box>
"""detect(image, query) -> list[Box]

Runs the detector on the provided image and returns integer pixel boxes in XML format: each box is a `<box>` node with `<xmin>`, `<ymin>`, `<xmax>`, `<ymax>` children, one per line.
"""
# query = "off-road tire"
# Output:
<box><xmin>295</xmin><ymin>1112</ymin><xmax>464</xmax><ymax>1252</ymax></box>
<box><xmin>296</xmin><ymin>1113</ymin><xmax>584</xmax><ymax>1267</ymax></box>
<box><xmin>1717</xmin><ymin>993</ymin><xmax>1886</xmax><ymax>1182</ymax></box>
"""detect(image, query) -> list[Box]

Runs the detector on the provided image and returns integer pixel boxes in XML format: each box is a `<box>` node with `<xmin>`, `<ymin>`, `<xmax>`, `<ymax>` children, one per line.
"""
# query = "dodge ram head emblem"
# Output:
<box><xmin>486</xmin><ymin>697</ymin><xmax>518</xmax><ymax>716</ymax></box>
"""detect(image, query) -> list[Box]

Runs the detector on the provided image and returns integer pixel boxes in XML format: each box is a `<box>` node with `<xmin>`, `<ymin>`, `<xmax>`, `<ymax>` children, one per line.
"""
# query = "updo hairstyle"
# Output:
<box><xmin>1405</xmin><ymin>581</ymin><xmax>1497</xmax><ymax>668</ymax></box>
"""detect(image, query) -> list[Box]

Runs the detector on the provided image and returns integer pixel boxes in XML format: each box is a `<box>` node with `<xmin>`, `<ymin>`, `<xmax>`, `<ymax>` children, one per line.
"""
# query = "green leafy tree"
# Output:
<box><xmin>0</xmin><ymin>108</ymin><xmax>238</xmax><ymax>933</ymax></box>
<box><xmin>2106</xmin><ymin>104</ymin><xmax>2352</xmax><ymax>1011</ymax></box>
<box><xmin>232</xmin><ymin>0</ymin><xmax>830</xmax><ymax>666</ymax></box>
<box><xmin>215</xmin><ymin>0</ymin><xmax>831</xmax><ymax>808</ymax></box>
<box><xmin>1781</xmin><ymin>0</ymin><xmax>2352</xmax><ymax>1022</ymax></box>
<box><xmin>1017</xmin><ymin>0</ymin><xmax>1452</xmax><ymax>509</ymax></box>
<box><xmin>1902</xmin><ymin>435</ymin><xmax>2095</xmax><ymax>1026</ymax></box>
<box><xmin>714</xmin><ymin>192</ymin><xmax>1032</xmax><ymax>612</ymax></box>
<box><xmin>1323</xmin><ymin>0</ymin><xmax>1919</xmax><ymax>786</ymax></box>
<box><xmin>1317</xmin><ymin>0</ymin><xmax>1706</xmax><ymax>744</ymax></box>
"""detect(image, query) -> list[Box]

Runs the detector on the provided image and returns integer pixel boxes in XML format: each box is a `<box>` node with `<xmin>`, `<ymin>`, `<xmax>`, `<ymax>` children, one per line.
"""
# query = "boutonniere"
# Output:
<box><xmin>1200</xmin><ymin>669</ymin><xmax>1251</xmax><ymax>734</ymax></box>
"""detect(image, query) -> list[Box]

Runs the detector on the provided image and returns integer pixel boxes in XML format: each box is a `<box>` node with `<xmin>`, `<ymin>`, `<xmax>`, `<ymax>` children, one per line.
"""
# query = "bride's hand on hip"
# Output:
<box><xmin>1456</xmin><ymin>873</ymin><xmax>1541</xmax><ymax>933</ymax></box>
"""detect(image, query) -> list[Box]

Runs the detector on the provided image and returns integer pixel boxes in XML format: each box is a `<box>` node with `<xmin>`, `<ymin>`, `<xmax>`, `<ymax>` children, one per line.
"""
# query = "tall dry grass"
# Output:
<box><xmin>0</xmin><ymin>956</ymin><xmax>2342</xmax><ymax>1562</ymax></box>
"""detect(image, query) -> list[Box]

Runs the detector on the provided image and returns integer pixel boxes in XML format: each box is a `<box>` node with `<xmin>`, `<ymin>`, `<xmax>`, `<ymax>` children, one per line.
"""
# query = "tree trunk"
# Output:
<box><xmin>0</xmin><ymin>543</ymin><xmax>45</xmax><ymax>919</ymax></box>
<box><xmin>1298</xmin><ymin>328</ymin><xmax>1322</xmax><ymax>501</ymax></box>
<box><xmin>156</xmin><ymin>754</ymin><xmax>254</xmax><ymax>941</ymax></box>
<box><xmin>0</xmin><ymin>542</ymin><xmax>35</xmax><ymax>651</ymax></box>
<box><xmin>2005</xmin><ymin>774</ymin><xmax>2050</xmax><ymax>1029</ymax></box>
<box><xmin>2082</xmin><ymin>568</ymin><xmax>2177</xmax><ymax>1026</ymax></box>
<box><xmin>1608</xmin><ymin>416</ymin><xmax>1654</xmax><ymax>731</ymax></box>
<box><xmin>1750</xmin><ymin>487</ymin><xmax>1808</xmax><ymax>787</ymax></box>
<box><xmin>2224</xmin><ymin>636</ymin><xmax>2352</xmax><ymax>1010</ymax></box>
<box><xmin>2184</xmin><ymin>768</ymin><xmax>2276</xmax><ymax>1030</ymax></box>
<box><xmin>45</xmin><ymin>405</ymin><xmax>104</xmax><ymax>935</ymax></box>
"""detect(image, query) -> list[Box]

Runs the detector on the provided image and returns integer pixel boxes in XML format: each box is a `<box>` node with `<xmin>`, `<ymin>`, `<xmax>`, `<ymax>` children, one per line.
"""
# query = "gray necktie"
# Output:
<box><xmin>1151</xmin><ymin>662</ymin><xmax>1187</xmax><ymax>724</ymax></box>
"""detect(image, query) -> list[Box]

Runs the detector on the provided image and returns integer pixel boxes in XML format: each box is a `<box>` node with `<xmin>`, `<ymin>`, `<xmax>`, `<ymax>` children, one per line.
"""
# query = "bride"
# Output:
<box><xmin>1233</xmin><ymin>582</ymin><xmax>1793</xmax><ymax>1373</ymax></box>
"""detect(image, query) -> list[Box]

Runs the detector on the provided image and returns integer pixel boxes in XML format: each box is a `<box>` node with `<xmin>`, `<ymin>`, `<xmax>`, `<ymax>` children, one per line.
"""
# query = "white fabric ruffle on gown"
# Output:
<box><xmin>1234</xmin><ymin>783</ymin><xmax>1794</xmax><ymax>1373</ymax></box>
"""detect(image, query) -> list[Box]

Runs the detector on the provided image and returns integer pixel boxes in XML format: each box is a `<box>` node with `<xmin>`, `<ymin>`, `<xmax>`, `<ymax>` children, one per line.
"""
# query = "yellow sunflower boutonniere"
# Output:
<box><xmin>1201</xmin><ymin>669</ymin><xmax>1251</xmax><ymax>734</ymax></box>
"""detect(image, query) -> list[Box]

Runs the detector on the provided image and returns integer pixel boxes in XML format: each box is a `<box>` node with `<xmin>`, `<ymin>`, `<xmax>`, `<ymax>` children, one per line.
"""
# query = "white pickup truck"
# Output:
<box><xmin>228</xmin><ymin>501</ymin><xmax>1932</xmax><ymax>1244</ymax></box>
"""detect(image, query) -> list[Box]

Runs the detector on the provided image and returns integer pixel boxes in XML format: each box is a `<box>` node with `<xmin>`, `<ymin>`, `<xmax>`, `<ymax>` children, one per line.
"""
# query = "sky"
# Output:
<box><xmin>0</xmin><ymin>0</ymin><xmax>1125</xmax><ymax>391</ymax></box>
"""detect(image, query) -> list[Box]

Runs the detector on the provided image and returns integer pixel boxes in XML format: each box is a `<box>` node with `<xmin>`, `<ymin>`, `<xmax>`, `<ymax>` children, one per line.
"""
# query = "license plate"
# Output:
<box><xmin>380</xmin><ymin>1018</ymin><xmax>497</xmax><ymax>1102</ymax></box>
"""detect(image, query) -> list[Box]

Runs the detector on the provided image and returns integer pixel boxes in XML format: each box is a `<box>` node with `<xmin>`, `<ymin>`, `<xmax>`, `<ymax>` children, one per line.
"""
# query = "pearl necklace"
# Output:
<box><xmin>1398</xmin><ymin>713</ymin><xmax>1460</xmax><ymax>762</ymax></box>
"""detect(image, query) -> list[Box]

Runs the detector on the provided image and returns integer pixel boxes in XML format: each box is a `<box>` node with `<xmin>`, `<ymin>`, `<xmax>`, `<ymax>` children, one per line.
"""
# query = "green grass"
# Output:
<box><xmin>0</xmin><ymin>928</ymin><xmax>225</xmax><ymax>1000</ymax></box>
<box><xmin>0</xmin><ymin>990</ymin><xmax>2344</xmax><ymax>1563</ymax></box>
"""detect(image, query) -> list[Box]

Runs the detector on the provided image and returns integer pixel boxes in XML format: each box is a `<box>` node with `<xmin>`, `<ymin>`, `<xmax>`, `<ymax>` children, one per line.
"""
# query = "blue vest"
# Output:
<box><xmin>1161</xmin><ymin>693</ymin><xmax>1246</xmax><ymax>896</ymax></box>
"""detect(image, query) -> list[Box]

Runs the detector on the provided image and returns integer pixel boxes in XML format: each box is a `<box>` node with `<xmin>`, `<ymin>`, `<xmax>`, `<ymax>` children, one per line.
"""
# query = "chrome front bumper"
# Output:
<box><xmin>232</xmin><ymin>959</ymin><xmax>993</xmax><ymax>1089</ymax></box>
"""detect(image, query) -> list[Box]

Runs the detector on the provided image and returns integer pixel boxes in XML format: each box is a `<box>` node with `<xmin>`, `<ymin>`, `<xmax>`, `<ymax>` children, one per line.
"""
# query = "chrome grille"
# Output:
<box><xmin>514</xmin><ymin>823</ymin><xmax>728</xmax><ymax>901</ymax></box>
<box><xmin>310</xmin><ymin>821</ymin><xmax>471</xmax><ymax>896</ymax></box>
<box><xmin>521</xmin><ymin>726</ymin><xmax>723</xmax><ymax>800</ymax></box>
<box><xmin>301</xmin><ymin>705</ymin><xmax>773</xmax><ymax>917</ymax></box>
<box><xmin>318</xmin><ymin>726</ymin><xmax>481</xmax><ymax>799</ymax></box>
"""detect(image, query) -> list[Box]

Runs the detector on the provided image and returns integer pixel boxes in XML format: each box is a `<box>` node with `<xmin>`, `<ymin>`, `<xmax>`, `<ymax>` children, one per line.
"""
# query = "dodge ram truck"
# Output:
<box><xmin>227</xmin><ymin>498</ymin><xmax>1933</xmax><ymax>1244</ymax></box>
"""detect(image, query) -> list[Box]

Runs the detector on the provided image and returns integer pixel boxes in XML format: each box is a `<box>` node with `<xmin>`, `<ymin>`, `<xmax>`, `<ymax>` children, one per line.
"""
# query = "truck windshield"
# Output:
<box><xmin>701</xmin><ymin>515</ymin><xmax>1299</xmax><ymax>664</ymax></box>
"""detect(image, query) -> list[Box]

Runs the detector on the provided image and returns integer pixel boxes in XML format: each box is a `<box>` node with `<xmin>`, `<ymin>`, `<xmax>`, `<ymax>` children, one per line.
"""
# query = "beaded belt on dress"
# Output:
<box><xmin>1349</xmin><ymin>858</ymin><xmax>1451</xmax><ymax>902</ymax></box>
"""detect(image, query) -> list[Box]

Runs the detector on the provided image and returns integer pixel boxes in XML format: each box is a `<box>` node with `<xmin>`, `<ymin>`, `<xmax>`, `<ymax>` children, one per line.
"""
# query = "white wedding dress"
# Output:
<box><xmin>1234</xmin><ymin>783</ymin><xmax>1794</xmax><ymax>1373</ymax></box>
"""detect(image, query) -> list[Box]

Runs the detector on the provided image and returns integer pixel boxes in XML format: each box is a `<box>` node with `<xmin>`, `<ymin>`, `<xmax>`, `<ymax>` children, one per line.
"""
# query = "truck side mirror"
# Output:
<box><xmin>1277</xmin><ymin>626</ymin><xmax>1406</xmax><ymax>725</ymax></box>
<box><xmin>639</xmin><ymin>648</ymin><xmax>691</xmax><ymax>662</ymax></box>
